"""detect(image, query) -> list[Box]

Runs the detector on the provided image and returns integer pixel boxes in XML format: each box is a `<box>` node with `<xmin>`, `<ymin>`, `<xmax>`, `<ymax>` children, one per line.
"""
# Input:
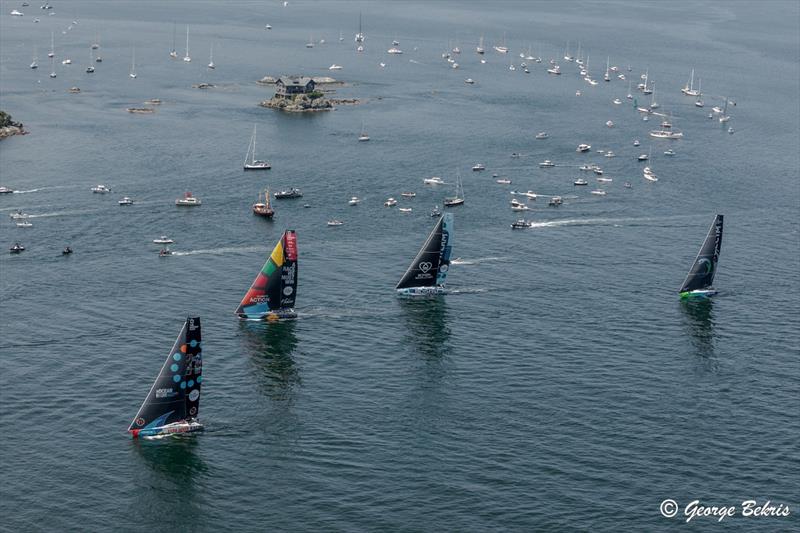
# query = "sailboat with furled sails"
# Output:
<box><xmin>679</xmin><ymin>214</ymin><xmax>723</xmax><ymax>299</ymax></box>
<box><xmin>128</xmin><ymin>317</ymin><xmax>203</xmax><ymax>438</ymax></box>
<box><xmin>396</xmin><ymin>213</ymin><xmax>453</xmax><ymax>296</ymax></box>
<box><xmin>236</xmin><ymin>230</ymin><xmax>298</xmax><ymax>320</ymax></box>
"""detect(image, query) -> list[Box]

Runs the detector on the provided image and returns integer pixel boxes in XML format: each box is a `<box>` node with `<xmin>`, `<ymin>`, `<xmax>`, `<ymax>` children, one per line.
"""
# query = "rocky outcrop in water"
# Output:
<box><xmin>259</xmin><ymin>94</ymin><xmax>334</xmax><ymax>112</ymax></box>
<box><xmin>0</xmin><ymin>111</ymin><xmax>25</xmax><ymax>140</ymax></box>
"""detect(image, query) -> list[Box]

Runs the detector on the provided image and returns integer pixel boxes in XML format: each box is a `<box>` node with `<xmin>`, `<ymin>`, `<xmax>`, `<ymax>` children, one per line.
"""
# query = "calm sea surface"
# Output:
<box><xmin>1</xmin><ymin>1</ymin><xmax>798</xmax><ymax>531</ymax></box>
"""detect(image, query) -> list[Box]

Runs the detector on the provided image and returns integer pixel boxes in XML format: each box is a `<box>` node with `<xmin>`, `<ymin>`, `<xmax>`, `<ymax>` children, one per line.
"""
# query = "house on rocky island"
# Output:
<box><xmin>275</xmin><ymin>76</ymin><xmax>316</xmax><ymax>98</ymax></box>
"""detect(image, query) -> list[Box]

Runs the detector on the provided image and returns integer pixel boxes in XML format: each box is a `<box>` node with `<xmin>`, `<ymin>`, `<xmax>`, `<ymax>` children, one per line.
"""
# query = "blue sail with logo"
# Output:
<box><xmin>679</xmin><ymin>214</ymin><xmax>723</xmax><ymax>298</ymax></box>
<box><xmin>396</xmin><ymin>213</ymin><xmax>453</xmax><ymax>295</ymax></box>
<box><xmin>128</xmin><ymin>317</ymin><xmax>203</xmax><ymax>438</ymax></box>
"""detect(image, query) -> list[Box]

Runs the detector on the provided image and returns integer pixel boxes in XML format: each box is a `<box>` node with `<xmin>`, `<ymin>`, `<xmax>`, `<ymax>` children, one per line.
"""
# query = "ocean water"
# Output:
<box><xmin>1</xmin><ymin>1</ymin><xmax>798</xmax><ymax>531</ymax></box>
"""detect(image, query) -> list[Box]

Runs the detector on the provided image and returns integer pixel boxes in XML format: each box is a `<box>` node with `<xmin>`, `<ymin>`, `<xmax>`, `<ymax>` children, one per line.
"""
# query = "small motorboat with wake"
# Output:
<box><xmin>118</xmin><ymin>197</ymin><xmax>134</xmax><ymax>205</ymax></box>
<box><xmin>511</xmin><ymin>219</ymin><xmax>534</xmax><ymax>229</ymax></box>
<box><xmin>159</xmin><ymin>247</ymin><xmax>173</xmax><ymax>256</ymax></box>
<box><xmin>430</xmin><ymin>205</ymin><xmax>442</xmax><ymax>217</ymax></box>
<box><xmin>327</xmin><ymin>219</ymin><xmax>344</xmax><ymax>226</ymax></box>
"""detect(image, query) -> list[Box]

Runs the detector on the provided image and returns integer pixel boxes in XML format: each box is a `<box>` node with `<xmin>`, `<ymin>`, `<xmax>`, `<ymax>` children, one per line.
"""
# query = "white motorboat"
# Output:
<box><xmin>576</xmin><ymin>144</ymin><xmax>591</xmax><ymax>152</ymax></box>
<box><xmin>472</xmin><ymin>163</ymin><xmax>485</xmax><ymax>171</ymax></box>
<box><xmin>329</xmin><ymin>64</ymin><xmax>343</xmax><ymax>70</ymax></box>
<box><xmin>327</xmin><ymin>219</ymin><xmax>344</xmax><ymax>226</ymax></box>
<box><xmin>348</xmin><ymin>196</ymin><xmax>360</xmax><ymax>205</ymax></box>
<box><xmin>401</xmin><ymin>192</ymin><xmax>416</xmax><ymax>198</ymax></box>
<box><xmin>539</xmin><ymin>160</ymin><xmax>555</xmax><ymax>168</ymax></box>
<box><xmin>153</xmin><ymin>236</ymin><xmax>174</xmax><ymax>244</ymax></box>
<box><xmin>649</xmin><ymin>130</ymin><xmax>683</xmax><ymax>139</ymax></box>
<box><xmin>118</xmin><ymin>197</ymin><xmax>134</xmax><ymax>205</ymax></box>
<box><xmin>175</xmin><ymin>192</ymin><xmax>201</xmax><ymax>206</ymax></box>
<box><xmin>535</xmin><ymin>132</ymin><xmax>549</xmax><ymax>139</ymax></box>
<box><xmin>384</xmin><ymin>197</ymin><xmax>397</xmax><ymax>207</ymax></box>
<box><xmin>91</xmin><ymin>184</ymin><xmax>111</xmax><ymax>193</ymax></box>
<box><xmin>398</xmin><ymin>207</ymin><xmax>412</xmax><ymax>213</ymax></box>
<box><xmin>423</xmin><ymin>176</ymin><xmax>445</xmax><ymax>185</ymax></box>
<box><xmin>574</xmin><ymin>178</ymin><xmax>589</xmax><ymax>186</ymax></box>
<box><xmin>548</xmin><ymin>196</ymin><xmax>563</xmax><ymax>206</ymax></box>
<box><xmin>496</xmin><ymin>178</ymin><xmax>511</xmax><ymax>184</ymax></box>
<box><xmin>591</xmin><ymin>189</ymin><xmax>607</xmax><ymax>196</ymax></box>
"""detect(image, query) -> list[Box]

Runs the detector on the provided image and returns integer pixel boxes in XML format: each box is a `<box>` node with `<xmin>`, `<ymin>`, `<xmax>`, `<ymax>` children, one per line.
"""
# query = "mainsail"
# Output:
<box><xmin>129</xmin><ymin>317</ymin><xmax>203</xmax><ymax>437</ymax></box>
<box><xmin>236</xmin><ymin>230</ymin><xmax>298</xmax><ymax>319</ymax></box>
<box><xmin>396</xmin><ymin>213</ymin><xmax>453</xmax><ymax>292</ymax></box>
<box><xmin>679</xmin><ymin>214</ymin><xmax>723</xmax><ymax>295</ymax></box>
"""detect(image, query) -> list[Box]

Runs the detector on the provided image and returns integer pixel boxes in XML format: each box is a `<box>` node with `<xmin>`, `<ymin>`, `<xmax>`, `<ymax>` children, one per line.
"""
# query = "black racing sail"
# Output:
<box><xmin>129</xmin><ymin>317</ymin><xmax>203</xmax><ymax>436</ymax></box>
<box><xmin>396</xmin><ymin>213</ymin><xmax>453</xmax><ymax>290</ymax></box>
<box><xmin>679</xmin><ymin>214</ymin><xmax>723</xmax><ymax>294</ymax></box>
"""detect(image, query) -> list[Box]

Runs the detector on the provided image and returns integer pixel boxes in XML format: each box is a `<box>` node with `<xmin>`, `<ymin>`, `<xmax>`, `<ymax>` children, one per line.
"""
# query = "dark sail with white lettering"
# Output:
<box><xmin>679</xmin><ymin>214</ymin><xmax>723</xmax><ymax>297</ymax></box>
<box><xmin>129</xmin><ymin>317</ymin><xmax>203</xmax><ymax>438</ymax></box>
<box><xmin>236</xmin><ymin>230</ymin><xmax>298</xmax><ymax>320</ymax></box>
<box><xmin>396</xmin><ymin>213</ymin><xmax>453</xmax><ymax>295</ymax></box>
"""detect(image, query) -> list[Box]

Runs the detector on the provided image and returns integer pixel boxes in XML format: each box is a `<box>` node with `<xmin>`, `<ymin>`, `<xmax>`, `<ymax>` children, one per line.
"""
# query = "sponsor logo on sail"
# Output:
<box><xmin>419</xmin><ymin>261</ymin><xmax>432</xmax><ymax>273</ymax></box>
<box><xmin>188</xmin><ymin>389</ymin><xmax>200</xmax><ymax>402</ymax></box>
<box><xmin>156</xmin><ymin>388</ymin><xmax>176</xmax><ymax>399</ymax></box>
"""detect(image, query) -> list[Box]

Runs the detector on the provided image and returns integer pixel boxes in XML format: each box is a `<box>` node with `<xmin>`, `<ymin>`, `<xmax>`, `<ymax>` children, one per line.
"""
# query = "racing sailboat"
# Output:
<box><xmin>128</xmin><ymin>317</ymin><xmax>203</xmax><ymax>438</ymax></box>
<box><xmin>236</xmin><ymin>230</ymin><xmax>298</xmax><ymax>320</ymax></box>
<box><xmin>679</xmin><ymin>214</ymin><xmax>723</xmax><ymax>299</ymax></box>
<box><xmin>396</xmin><ymin>213</ymin><xmax>453</xmax><ymax>296</ymax></box>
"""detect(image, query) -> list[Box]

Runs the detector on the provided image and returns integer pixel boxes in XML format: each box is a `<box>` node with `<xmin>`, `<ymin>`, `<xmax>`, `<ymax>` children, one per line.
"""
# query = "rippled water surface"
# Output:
<box><xmin>1</xmin><ymin>1</ymin><xmax>798</xmax><ymax>530</ymax></box>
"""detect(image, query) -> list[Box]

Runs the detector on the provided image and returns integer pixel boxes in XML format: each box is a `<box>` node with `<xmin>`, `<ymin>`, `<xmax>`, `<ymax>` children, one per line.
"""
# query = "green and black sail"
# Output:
<box><xmin>679</xmin><ymin>214</ymin><xmax>723</xmax><ymax>295</ymax></box>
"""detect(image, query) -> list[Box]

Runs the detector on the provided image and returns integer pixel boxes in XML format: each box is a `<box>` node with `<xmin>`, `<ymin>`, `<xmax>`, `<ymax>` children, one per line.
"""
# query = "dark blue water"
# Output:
<box><xmin>1</xmin><ymin>1</ymin><xmax>798</xmax><ymax>530</ymax></box>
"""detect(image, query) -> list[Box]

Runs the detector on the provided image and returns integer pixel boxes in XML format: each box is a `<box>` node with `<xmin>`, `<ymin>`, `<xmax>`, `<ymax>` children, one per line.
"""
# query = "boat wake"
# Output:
<box><xmin>527</xmin><ymin>217</ymin><xmax>641</xmax><ymax>229</ymax></box>
<box><xmin>446</xmin><ymin>287</ymin><xmax>489</xmax><ymax>294</ymax></box>
<box><xmin>172</xmin><ymin>245</ymin><xmax>266</xmax><ymax>256</ymax></box>
<box><xmin>451</xmin><ymin>256</ymin><xmax>508</xmax><ymax>265</ymax></box>
<box><xmin>27</xmin><ymin>209</ymin><xmax>100</xmax><ymax>218</ymax></box>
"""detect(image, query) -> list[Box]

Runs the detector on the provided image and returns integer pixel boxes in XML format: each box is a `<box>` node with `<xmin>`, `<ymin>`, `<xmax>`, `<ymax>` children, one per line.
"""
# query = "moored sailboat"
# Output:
<box><xmin>443</xmin><ymin>172</ymin><xmax>464</xmax><ymax>206</ymax></box>
<box><xmin>128</xmin><ymin>317</ymin><xmax>204</xmax><ymax>438</ymax></box>
<box><xmin>243</xmin><ymin>125</ymin><xmax>271</xmax><ymax>170</ymax></box>
<box><xmin>679</xmin><ymin>215</ymin><xmax>723</xmax><ymax>299</ymax></box>
<box><xmin>235</xmin><ymin>230</ymin><xmax>298</xmax><ymax>321</ymax></box>
<box><xmin>396</xmin><ymin>213</ymin><xmax>453</xmax><ymax>296</ymax></box>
